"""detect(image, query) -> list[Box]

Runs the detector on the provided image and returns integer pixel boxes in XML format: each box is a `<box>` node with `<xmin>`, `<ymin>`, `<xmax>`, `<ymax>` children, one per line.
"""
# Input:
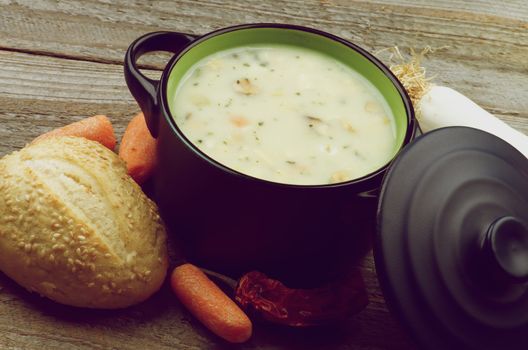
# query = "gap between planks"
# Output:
<box><xmin>0</xmin><ymin>46</ymin><xmax>165</xmax><ymax>71</ymax></box>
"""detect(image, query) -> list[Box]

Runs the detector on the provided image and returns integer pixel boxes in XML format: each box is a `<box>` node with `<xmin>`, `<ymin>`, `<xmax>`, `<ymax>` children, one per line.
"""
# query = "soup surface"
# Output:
<box><xmin>171</xmin><ymin>45</ymin><xmax>396</xmax><ymax>185</ymax></box>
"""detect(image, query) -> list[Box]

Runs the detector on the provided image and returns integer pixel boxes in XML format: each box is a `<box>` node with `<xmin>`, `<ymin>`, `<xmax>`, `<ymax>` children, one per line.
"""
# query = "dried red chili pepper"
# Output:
<box><xmin>234</xmin><ymin>270</ymin><xmax>368</xmax><ymax>327</ymax></box>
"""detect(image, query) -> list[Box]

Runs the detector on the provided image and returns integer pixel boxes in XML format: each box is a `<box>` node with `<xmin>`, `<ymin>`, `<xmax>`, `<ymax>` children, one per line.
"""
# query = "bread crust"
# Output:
<box><xmin>0</xmin><ymin>137</ymin><xmax>168</xmax><ymax>309</ymax></box>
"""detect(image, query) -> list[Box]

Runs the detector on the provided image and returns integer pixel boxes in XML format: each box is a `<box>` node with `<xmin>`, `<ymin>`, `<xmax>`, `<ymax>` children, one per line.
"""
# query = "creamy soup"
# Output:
<box><xmin>172</xmin><ymin>45</ymin><xmax>396</xmax><ymax>185</ymax></box>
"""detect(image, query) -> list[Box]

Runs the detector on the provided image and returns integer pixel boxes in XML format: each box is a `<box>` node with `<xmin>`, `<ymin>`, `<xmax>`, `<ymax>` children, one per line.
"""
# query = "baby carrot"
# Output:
<box><xmin>32</xmin><ymin>114</ymin><xmax>116</xmax><ymax>150</ymax></box>
<box><xmin>118</xmin><ymin>112</ymin><xmax>158</xmax><ymax>185</ymax></box>
<box><xmin>171</xmin><ymin>263</ymin><xmax>253</xmax><ymax>343</ymax></box>
<box><xmin>230</xmin><ymin>115</ymin><xmax>250</xmax><ymax>127</ymax></box>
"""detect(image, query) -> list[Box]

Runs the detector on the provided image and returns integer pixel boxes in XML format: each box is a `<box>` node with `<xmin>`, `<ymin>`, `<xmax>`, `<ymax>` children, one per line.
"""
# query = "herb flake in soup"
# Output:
<box><xmin>172</xmin><ymin>45</ymin><xmax>396</xmax><ymax>185</ymax></box>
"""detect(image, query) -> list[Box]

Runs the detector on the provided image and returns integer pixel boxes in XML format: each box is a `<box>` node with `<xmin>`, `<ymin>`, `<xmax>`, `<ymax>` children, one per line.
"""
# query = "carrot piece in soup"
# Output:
<box><xmin>230</xmin><ymin>115</ymin><xmax>250</xmax><ymax>127</ymax></box>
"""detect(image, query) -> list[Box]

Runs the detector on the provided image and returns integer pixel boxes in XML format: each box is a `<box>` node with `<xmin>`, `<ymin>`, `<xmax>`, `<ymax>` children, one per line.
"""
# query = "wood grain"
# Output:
<box><xmin>0</xmin><ymin>1</ymin><xmax>526</xmax><ymax>349</ymax></box>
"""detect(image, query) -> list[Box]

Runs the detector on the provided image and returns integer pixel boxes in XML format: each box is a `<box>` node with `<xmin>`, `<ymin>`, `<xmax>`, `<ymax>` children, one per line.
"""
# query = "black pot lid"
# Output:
<box><xmin>376</xmin><ymin>126</ymin><xmax>528</xmax><ymax>350</ymax></box>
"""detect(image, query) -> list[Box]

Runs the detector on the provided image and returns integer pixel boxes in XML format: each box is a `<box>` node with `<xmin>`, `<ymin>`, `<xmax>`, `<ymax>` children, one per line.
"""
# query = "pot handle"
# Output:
<box><xmin>124</xmin><ymin>31</ymin><xmax>196</xmax><ymax>137</ymax></box>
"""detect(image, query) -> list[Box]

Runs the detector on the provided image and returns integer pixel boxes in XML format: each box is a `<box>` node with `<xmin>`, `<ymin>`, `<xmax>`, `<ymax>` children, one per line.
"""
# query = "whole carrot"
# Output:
<box><xmin>119</xmin><ymin>112</ymin><xmax>158</xmax><ymax>184</ymax></box>
<box><xmin>32</xmin><ymin>114</ymin><xmax>116</xmax><ymax>150</ymax></box>
<box><xmin>171</xmin><ymin>263</ymin><xmax>253</xmax><ymax>343</ymax></box>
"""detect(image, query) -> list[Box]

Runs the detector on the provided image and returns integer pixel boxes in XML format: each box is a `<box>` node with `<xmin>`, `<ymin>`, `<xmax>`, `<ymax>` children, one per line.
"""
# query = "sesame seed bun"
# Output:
<box><xmin>0</xmin><ymin>137</ymin><xmax>168</xmax><ymax>309</ymax></box>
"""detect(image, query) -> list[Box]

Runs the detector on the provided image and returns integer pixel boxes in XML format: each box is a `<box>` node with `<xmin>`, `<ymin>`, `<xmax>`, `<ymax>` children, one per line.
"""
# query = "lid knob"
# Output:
<box><xmin>482</xmin><ymin>216</ymin><xmax>528</xmax><ymax>285</ymax></box>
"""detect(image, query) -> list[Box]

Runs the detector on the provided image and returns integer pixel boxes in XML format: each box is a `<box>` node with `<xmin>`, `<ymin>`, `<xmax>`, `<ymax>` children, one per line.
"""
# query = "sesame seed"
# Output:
<box><xmin>52</xmin><ymin>244</ymin><xmax>65</xmax><ymax>251</ymax></box>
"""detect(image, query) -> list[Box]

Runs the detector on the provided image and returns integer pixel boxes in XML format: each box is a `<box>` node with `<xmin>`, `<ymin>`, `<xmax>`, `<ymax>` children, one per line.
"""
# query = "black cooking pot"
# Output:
<box><xmin>124</xmin><ymin>23</ymin><xmax>528</xmax><ymax>349</ymax></box>
<box><xmin>124</xmin><ymin>24</ymin><xmax>415</xmax><ymax>287</ymax></box>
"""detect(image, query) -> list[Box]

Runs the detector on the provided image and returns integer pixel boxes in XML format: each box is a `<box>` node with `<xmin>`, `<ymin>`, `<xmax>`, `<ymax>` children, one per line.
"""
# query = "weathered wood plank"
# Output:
<box><xmin>2</xmin><ymin>0</ymin><xmax>527</xmax><ymax>71</ymax></box>
<box><xmin>372</xmin><ymin>0</ymin><xmax>528</xmax><ymax>21</ymax></box>
<box><xmin>0</xmin><ymin>50</ymin><xmax>156</xmax><ymax>152</ymax></box>
<box><xmin>1</xmin><ymin>0</ymin><xmax>527</xmax><ymax>61</ymax></box>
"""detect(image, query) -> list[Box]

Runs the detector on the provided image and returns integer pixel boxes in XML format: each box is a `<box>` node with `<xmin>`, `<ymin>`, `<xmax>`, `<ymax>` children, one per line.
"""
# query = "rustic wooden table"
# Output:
<box><xmin>0</xmin><ymin>1</ymin><xmax>526</xmax><ymax>349</ymax></box>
